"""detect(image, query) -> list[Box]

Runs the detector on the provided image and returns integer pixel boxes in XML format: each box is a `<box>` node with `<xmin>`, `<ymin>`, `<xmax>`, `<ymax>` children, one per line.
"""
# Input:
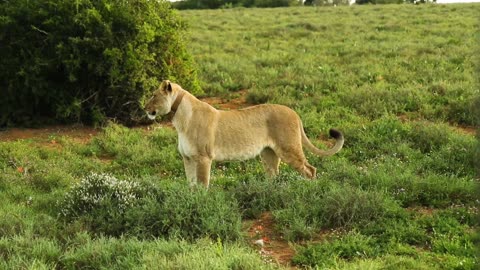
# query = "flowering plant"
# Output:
<box><xmin>59</xmin><ymin>173</ymin><xmax>142</xmax><ymax>220</ymax></box>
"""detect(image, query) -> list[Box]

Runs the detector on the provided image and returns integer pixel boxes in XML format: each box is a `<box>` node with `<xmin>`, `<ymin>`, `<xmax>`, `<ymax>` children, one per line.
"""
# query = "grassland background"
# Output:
<box><xmin>0</xmin><ymin>4</ymin><xmax>479</xmax><ymax>269</ymax></box>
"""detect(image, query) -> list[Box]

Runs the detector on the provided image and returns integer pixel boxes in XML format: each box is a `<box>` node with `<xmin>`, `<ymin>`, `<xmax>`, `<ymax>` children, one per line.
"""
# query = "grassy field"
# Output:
<box><xmin>1</xmin><ymin>3</ymin><xmax>479</xmax><ymax>269</ymax></box>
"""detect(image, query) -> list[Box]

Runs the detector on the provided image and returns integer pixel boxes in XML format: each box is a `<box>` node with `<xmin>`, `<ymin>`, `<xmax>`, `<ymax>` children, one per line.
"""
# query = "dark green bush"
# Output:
<box><xmin>356</xmin><ymin>0</ymin><xmax>403</xmax><ymax>4</ymax></box>
<box><xmin>173</xmin><ymin>0</ymin><xmax>299</xmax><ymax>9</ymax></box>
<box><xmin>253</xmin><ymin>0</ymin><xmax>299</xmax><ymax>7</ymax></box>
<box><xmin>0</xmin><ymin>0</ymin><xmax>200</xmax><ymax>126</ymax></box>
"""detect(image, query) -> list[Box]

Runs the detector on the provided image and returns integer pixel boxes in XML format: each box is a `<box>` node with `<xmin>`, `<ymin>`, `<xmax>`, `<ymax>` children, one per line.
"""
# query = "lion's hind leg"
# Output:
<box><xmin>260</xmin><ymin>147</ymin><xmax>280</xmax><ymax>178</ymax></box>
<box><xmin>275</xmin><ymin>146</ymin><xmax>316</xmax><ymax>179</ymax></box>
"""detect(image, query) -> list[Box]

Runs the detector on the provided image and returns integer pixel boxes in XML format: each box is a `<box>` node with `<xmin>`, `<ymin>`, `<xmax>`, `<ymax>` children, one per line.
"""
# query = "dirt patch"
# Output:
<box><xmin>200</xmin><ymin>90</ymin><xmax>250</xmax><ymax>110</ymax></box>
<box><xmin>453</xmin><ymin>125</ymin><xmax>477</xmax><ymax>136</ymax></box>
<box><xmin>244</xmin><ymin>212</ymin><xmax>347</xmax><ymax>269</ymax></box>
<box><xmin>0</xmin><ymin>125</ymin><xmax>99</xmax><ymax>144</ymax></box>
<box><xmin>407</xmin><ymin>206</ymin><xmax>436</xmax><ymax>216</ymax></box>
<box><xmin>246</xmin><ymin>212</ymin><xmax>297</xmax><ymax>269</ymax></box>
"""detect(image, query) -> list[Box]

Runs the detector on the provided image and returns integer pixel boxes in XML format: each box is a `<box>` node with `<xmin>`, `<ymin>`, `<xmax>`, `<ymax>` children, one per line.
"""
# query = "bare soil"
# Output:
<box><xmin>246</xmin><ymin>212</ymin><xmax>298</xmax><ymax>269</ymax></box>
<box><xmin>200</xmin><ymin>90</ymin><xmax>250</xmax><ymax>110</ymax></box>
<box><xmin>0</xmin><ymin>125</ymin><xmax>99</xmax><ymax>144</ymax></box>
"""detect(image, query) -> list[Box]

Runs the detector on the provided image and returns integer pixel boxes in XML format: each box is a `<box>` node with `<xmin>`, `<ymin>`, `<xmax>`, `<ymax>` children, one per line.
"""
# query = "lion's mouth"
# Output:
<box><xmin>146</xmin><ymin>111</ymin><xmax>157</xmax><ymax>120</ymax></box>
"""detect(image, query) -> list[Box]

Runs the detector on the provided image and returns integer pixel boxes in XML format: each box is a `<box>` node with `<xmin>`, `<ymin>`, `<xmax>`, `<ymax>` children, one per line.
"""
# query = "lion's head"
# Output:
<box><xmin>144</xmin><ymin>80</ymin><xmax>175</xmax><ymax>120</ymax></box>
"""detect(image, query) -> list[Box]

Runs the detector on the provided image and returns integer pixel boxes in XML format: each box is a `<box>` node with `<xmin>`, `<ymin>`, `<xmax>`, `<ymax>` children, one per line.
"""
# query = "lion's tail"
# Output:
<box><xmin>301</xmin><ymin>125</ymin><xmax>344</xmax><ymax>157</ymax></box>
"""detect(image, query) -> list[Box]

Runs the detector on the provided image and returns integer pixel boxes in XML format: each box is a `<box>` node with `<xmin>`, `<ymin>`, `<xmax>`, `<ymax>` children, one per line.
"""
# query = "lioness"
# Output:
<box><xmin>145</xmin><ymin>80</ymin><xmax>344</xmax><ymax>187</ymax></box>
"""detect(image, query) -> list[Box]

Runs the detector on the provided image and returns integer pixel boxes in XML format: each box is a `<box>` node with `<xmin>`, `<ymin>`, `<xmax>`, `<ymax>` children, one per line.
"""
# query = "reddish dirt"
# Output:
<box><xmin>246</xmin><ymin>212</ymin><xmax>298</xmax><ymax>269</ymax></box>
<box><xmin>245</xmin><ymin>212</ymin><xmax>340</xmax><ymax>269</ymax></box>
<box><xmin>407</xmin><ymin>206</ymin><xmax>436</xmax><ymax>216</ymax></box>
<box><xmin>0</xmin><ymin>125</ymin><xmax>99</xmax><ymax>144</ymax></box>
<box><xmin>200</xmin><ymin>90</ymin><xmax>250</xmax><ymax>110</ymax></box>
<box><xmin>454</xmin><ymin>125</ymin><xmax>477</xmax><ymax>136</ymax></box>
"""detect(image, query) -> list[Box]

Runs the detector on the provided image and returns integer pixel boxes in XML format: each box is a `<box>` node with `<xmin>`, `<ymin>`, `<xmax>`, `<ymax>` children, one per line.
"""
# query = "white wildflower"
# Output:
<box><xmin>59</xmin><ymin>172</ymin><xmax>142</xmax><ymax>219</ymax></box>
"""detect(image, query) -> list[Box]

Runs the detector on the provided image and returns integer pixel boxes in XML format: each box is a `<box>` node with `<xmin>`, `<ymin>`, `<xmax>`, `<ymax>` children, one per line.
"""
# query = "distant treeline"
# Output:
<box><xmin>172</xmin><ymin>0</ymin><xmax>405</xmax><ymax>9</ymax></box>
<box><xmin>172</xmin><ymin>0</ymin><xmax>302</xmax><ymax>9</ymax></box>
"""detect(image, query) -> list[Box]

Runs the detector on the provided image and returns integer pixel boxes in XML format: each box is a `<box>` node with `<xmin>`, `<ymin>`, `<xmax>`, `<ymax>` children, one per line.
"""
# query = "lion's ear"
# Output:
<box><xmin>166</xmin><ymin>81</ymin><xmax>173</xmax><ymax>93</ymax></box>
<box><xmin>161</xmin><ymin>80</ymin><xmax>173</xmax><ymax>93</ymax></box>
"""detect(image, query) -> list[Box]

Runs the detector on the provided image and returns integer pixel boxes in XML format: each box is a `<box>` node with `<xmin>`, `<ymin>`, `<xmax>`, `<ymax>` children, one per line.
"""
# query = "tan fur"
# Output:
<box><xmin>145</xmin><ymin>80</ymin><xmax>344</xmax><ymax>187</ymax></box>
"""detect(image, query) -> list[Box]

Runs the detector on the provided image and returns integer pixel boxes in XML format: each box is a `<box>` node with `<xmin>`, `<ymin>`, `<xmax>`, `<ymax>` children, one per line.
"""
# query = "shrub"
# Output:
<box><xmin>58</xmin><ymin>174</ymin><xmax>242</xmax><ymax>241</ymax></box>
<box><xmin>0</xmin><ymin>0</ymin><xmax>200</xmax><ymax>126</ymax></box>
<box><xmin>124</xmin><ymin>182</ymin><xmax>242</xmax><ymax>241</ymax></box>
<box><xmin>59</xmin><ymin>172</ymin><xmax>143</xmax><ymax>220</ymax></box>
<box><xmin>274</xmin><ymin>183</ymin><xmax>402</xmax><ymax>240</ymax></box>
<box><xmin>318</xmin><ymin>185</ymin><xmax>402</xmax><ymax>229</ymax></box>
<box><xmin>226</xmin><ymin>173</ymin><xmax>291</xmax><ymax>218</ymax></box>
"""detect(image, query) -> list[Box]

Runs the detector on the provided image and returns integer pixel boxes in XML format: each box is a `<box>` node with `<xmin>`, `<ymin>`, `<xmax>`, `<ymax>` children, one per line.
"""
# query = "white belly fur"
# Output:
<box><xmin>177</xmin><ymin>126</ymin><xmax>272</xmax><ymax>161</ymax></box>
<box><xmin>213</xmin><ymin>144</ymin><xmax>266</xmax><ymax>161</ymax></box>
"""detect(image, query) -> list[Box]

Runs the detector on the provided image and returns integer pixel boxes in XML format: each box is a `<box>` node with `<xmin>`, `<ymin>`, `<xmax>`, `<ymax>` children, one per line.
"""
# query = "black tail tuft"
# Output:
<box><xmin>329</xmin><ymin>128</ymin><xmax>343</xmax><ymax>139</ymax></box>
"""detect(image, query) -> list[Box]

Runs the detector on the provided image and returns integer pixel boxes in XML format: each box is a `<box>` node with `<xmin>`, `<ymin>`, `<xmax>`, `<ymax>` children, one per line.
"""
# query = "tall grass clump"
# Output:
<box><xmin>292</xmin><ymin>231</ymin><xmax>379</xmax><ymax>268</ymax></box>
<box><xmin>59</xmin><ymin>172</ymin><xmax>142</xmax><ymax>220</ymax></box>
<box><xmin>225</xmin><ymin>173</ymin><xmax>298</xmax><ymax>218</ymax></box>
<box><xmin>58</xmin><ymin>173</ymin><xmax>242</xmax><ymax>240</ymax></box>
<box><xmin>274</xmin><ymin>183</ymin><xmax>402</xmax><ymax>241</ymax></box>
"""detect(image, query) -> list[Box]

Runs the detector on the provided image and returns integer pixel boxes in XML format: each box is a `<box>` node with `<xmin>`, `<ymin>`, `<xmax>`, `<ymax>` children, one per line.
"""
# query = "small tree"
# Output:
<box><xmin>0</xmin><ymin>0</ymin><xmax>200</xmax><ymax>126</ymax></box>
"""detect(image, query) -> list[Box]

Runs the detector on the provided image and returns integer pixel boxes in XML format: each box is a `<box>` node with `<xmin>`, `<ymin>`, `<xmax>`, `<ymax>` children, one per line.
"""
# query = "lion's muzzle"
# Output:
<box><xmin>146</xmin><ymin>110</ymin><xmax>157</xmax><ymax>120</ymax></box>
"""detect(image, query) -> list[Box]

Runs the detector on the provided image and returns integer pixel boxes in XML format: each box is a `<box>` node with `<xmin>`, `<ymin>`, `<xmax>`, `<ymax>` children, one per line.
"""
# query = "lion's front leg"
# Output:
<box><xmin>195</xmin><ymin>156</ymin><xmax>212</xmax><ymax>188</ymax></box>
<box><xmin>183</xmin><ymin>156</ymin><xmax>197</xmax><ymax>186</ymax></box>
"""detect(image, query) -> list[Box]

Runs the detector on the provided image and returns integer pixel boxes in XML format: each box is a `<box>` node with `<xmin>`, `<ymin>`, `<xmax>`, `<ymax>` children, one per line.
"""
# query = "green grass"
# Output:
<box><xmin>184</xmin><ymin>4</ymin><xmax>479</xmax><ymax>126</ymax></box>
<box><xmin>1</xmin><ymin>3</ymin><xmax>479</xmax><ymax>269</ymax></box>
